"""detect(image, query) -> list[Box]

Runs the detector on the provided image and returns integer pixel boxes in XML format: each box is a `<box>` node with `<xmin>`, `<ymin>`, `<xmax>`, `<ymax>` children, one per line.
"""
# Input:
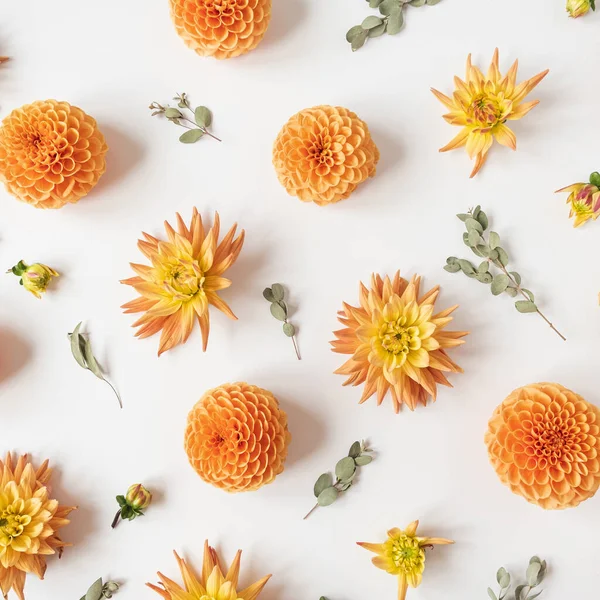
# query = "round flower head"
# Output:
<box><xmin>566</xmin><ymin>0</ymin><xmax>594</xmax><ymax>17</ymax></box>
<box><xmin>332</xmin><ymin>272</ymin><xmax>468</xmax><ymax>413</ymax></box>
<box><xmin>0</xmin><ymin>100</ymin><xmax>108</xmax><ymax>208</ymax></box>
<box><xmin>0</xmin><ymin>454</ymin><xmax>76</xmax><ymax>600</ymax></box>
<box><xmin>121</xmin><ymin>209</ymin><xmax>244</xmax><ymax>356</ymax></box>
<box><xmin>169</xmin><ymin>0</ymin><xmax>272</xmax><ymax>59</ymax></box>
<box><xmin>485</xmin><ymin>382</ymin><xmax>600</xmax><ymax>509</ymax></box>
<box><xmin>147</xmin><ymin>540</ymin><xmax>271</xmax><ymax>600</ymax></box>
<box><xmin>273</xmin><ymin>105</ymin><xmax>380</xmax><ymax>206</ymax></box>
<box><xmin>185</xmin><ymin>382</ymin><xmax>291</xmax><ymax>492</ymax></box>
<box><xmin>7</xmin><ymin>261</ymin><xmax>59</xmax><ymax>299</ymax></box>
<box><xmin>358</xmin><ymin>521</ymin><xmax>453</xmax><ymax>600</ymax></box>
<box><xmin>431</xmin><ymin>49</ymin><xmax>548</xmax><ymax>178</ymax></box>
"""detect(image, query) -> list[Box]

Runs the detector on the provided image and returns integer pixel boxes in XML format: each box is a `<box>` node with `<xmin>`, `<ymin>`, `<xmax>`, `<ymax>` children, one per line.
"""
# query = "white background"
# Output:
<box><xmin>0</xmin><ymin>0</ymin><xmax>599</xmax><ymax>598</ymax></box>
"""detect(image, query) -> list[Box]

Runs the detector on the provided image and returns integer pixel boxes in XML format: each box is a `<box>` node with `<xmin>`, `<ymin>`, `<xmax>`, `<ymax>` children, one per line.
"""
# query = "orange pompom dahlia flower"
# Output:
<box><xmin>169</xmin><ymin>0</ymin><xmax>272</xmax><ymax>60</ymax></box>
<box><xmin>431</xmin><ymin>49</ymin><xmax>548</xmax><ymax>178</ymax></box>
<box><xmin>485</xmin><ymin>382</ymin><xmax>600</xmax><ymax>509</ymax></box>
<box><xmin>0</xmin><ymin>100</ymin><xmax>108</xmax><ymax>209</ymax></box>
<box><xmin>332</xmin><ymin>272</ymin><xmax>468</xmax><ymax>413</ymax></box>
<box><xmin>185</xmin><ymin>382</ymin><xmax>291</xmax><ymax>492</ymax></box>
<box><xmin>273</xmin><ymin>105</ymin><xmax>380</xmax><ymax>206</ymax></box>
<box><xmin>121</xmin><ymin>209</ymin><xmax>244</xmax><ymax>356</ymax></box>
<box><xmin>0</xmin><ymin>454</ymin><xmax>76</xmax><ymax>600</ymax></box>
<box><xmin>147</xmin><ymin>540</ymin><xmax>271</xmax><ymax>600</ymax></box>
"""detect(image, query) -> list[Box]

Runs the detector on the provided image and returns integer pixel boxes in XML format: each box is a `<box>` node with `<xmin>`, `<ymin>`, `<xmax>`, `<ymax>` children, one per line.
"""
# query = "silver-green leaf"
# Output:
<box><xmin>270</xmin><ymin>303</ymin><xmax>287</xmax><ymax>321</ymax></box>
<box><xmin>346</xmin><ymin>25</ymin><xmax>364</xmax><ymax>42</ymax></box>
<box><xmin>348</xmin><ymin>441</ymin><xmax>361</xmax><ymax>458</ymax></box>
<box><xmin>194</xmin><ymin>106</ymin><xmax>212</xmax><ymax>128</ymax></box>
<box><xmin>491</xmin><ymin>274</ymin><xmax>509</xmax><ymax>296</ymax></box>
<box><xmin>86</xmin><ymin>579</ymin><xmax>104</xmax><ymax>600</ymax></box>
<box><xmin>271</xmin><ymin>283</ymin><xmax>285</xmax><ymax>301</ymax></box>
<box><xmin>335</xmin><ymin>456</ymin><xmax>356</xmax><ymax>481</ymax></box>
<box><xmin>362</xmin><ymin>15</ymin><xmax>383</xmax><ymax>28</ymax></box>
<box><xmin>368</xmin><ymin>22</ymin><xmax>387</xmax><ymax>37</ymax></box>
<box><xmin>179</xmin><ymin>129</ymin><xmax>204</xmax><ymax>144</ymax></box>
<box><xmin>70</xmin><ymin>322</ymin><xmax>86</xmax><ymax>369</ymax></box>
<box><xmin>314</xmin><ymin>473</ymin><xmax>333</xmax><ymax>497</ymax></box>
<box><xmin>283</xmin><ymin>322</ymin><xmax>295</xmax><ymax>337</ymax></box>
<box><xmin>515</xmin><ymin>300</ymin><xmax>537</xmax><ymax>313</ymax></box>
<box><xmin>317</xmin><ymin>486</ymin><xmax>339</xmax><ymax>507</ymax></box>
<box><xmin>489</xmin><ymin>231</ymin><xmax>500</xmax><ymax>249</ymax></box>
<box><xmin>355</xmin><ymin>455</ymin><xmax>373</xmax><ymax>466</ymax></box>
<box><xmin>386</xmin><ymin>8</ymin><xmax>404</xmax><ymax>34</ymax></box>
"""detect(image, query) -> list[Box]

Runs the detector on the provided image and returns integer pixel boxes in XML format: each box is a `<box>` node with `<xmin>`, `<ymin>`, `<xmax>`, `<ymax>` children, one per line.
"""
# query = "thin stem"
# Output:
<box><xmin>303</xmin><ymin>503</ymin><xmax>319</xmax><ymax>520</ymax></box>
<box><xmin>180</xmin><ymin>115</ymin><xmax>222</xmax><ymax>142</ymax></box>
<box><xmin>104</xmin><ymin>378</ymin><xmax>123</xmax><ymax>409</ymax></box>
<box><xmin>291</xmin><ymin>335</ymin><xmax>301</xmax><ymax>360</ymax></box>
<box><xmin>111</xmin><ymin>509</ymin><xmax>121</xmax><ymax>529</ymax></box>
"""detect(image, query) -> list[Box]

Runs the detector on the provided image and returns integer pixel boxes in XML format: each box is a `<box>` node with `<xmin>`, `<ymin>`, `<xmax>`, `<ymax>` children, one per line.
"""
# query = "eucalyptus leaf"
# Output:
<box><xmin>314</xmin><ymin>473</ymin><xmax>333</xmax><ymax>497</ymax></box>
<box><xmin>489</xmin><ymin>231</ymin><xmax>501</xmax><ymax>249</ymax></box>
<box><xmin>346</xmin><ymin>25</ymin><xmax>364</xmax><ymax>42</ymax></box>
<box><xmin>317</xmin><ymin>486</ymin><xmax>339</xmax><ymax>507</ymax></box>
<box><xmin>477</xmin><ymin>210</ymin><xmax>489</xmax><ymax>230</ymax></box>
<box><xmin>362</xmin><ymin>15</ymin><xmax>383</xmax><ymax>28</ymax></box>
<box><xmin>85</xmin><ymin>578</ymin><xmax>104</xmax><ymax>600</ymax></box>
<box><xmin>475</xmin><ymin>272</ymin><xmax>493</xmax><ymax>284</ymax></box>
<box><xmin>478</xmin><ymin>261</ymin><xmax>489</xmax><ymax>274</ymax></box>
<box><xmin>179</xmin><ymin>129</ymin><xmax>204</xmax><ymax>144</ymax></box>
<box><xmin>368</xmin><ymin>22</ymin><xmax>387</xmax><ymax>37</ymax></box>
<box><xmin>457</xmin><ymin>213</ymin><xmax>470</xmax><ymax>222</ymax></box>
<box><xmin>522</xmin><ymin>289</ymin><xmax>535</xmax><ymax>302</ymax></box>
<box><xmin>497</xmin><ymin>568</ymin><xmax>510</xmax><ymax>588</ymax></box>
<box><xmin>351</xmin><ymin>29</ymin><xmax>368</xmax><ymax>51</ymax></box>
<box><xmin>379</xmin><ymin>0</ymin><xmax>399</xmax><ymax>15</ymax></box>
<box><xmin>510</xmin><ymin>272</ymin><xmax>521</xmax><ymax>285</ymax></box>
<box><xmin>339</xmin><ymin>481</ymin><xmax>353</xmax><ymax>491</ymax></box>
<box><xmin>83</xmin><ymin>338</ymin><xmax>104</xmax><ymax>381</ymax></box>
<box><xmin>386</xmin><ymin>7</ymin><xmax>404</xmax><ymax>34</ymax></box>
<box><xmin>348</xmin><ymin>441</ymin><xmax>361</xmax><ymax>458</ymax></box>
<box><xmin>369</xmin><ymin>0</ymin><xmax>383</xmax><ymax>6</ymax></box>
<box><xmin>194</xmin><ymin>106</ymin><xmax>212</xmax><ymax>128</ymax></box>
<box><xmin>335</xmin><ymin>456</ymin><xmax>356</xmax><ymax>481</ymax></box>
<box><xmin>355</xmin><ymin>455</ymin><xmax>373</xmax><ymax>466</ymax></box>
<box><xmin>477</xmin><ymin>245</ymin><xmax>490</xmax><ymax>257</ymax></box>
<box><xmin>496</xmin><ymin>247</ymin><xmax>509</xmax><ymax>267</ymax></box>
<box><xmin>491</xmin><ymin>274</ymin><xmax>509</xmax><ymax>296</ymax></box>
<box><xmin>271</xmin><ymin>283</ymin><xmax>284</xmax><ymax>301</ymax></box>
<box><xmin>444</xmin><ymin>264</ymin><xmax>460</xmax><ymax>273</ymax></box>
<box><xmin>283</xmin><ymin>322</ymin><xmax>295</xmax><ymax>337</ymax></box>
<box><xmin>528</xmin><ymin>592</ymin><xmax>543</xmax><ymax>600</ymax></box>
<box><xmin>466</xmin><ymin>218</ymin><xmax>483</xmax><ymax>234</ymax></box>
<box><xmin>515</xmin><ymin>300</ymin><xmax>537</xmax><ymax>313</ymax></box>
<box><xmin>526</xmin><ymin>561</ymin><xmax>541</xmax><ymax>587</ymax></box>
<box><xmin>410</xmin><ymin>0</ymin><xmax>425</xmax><ymax>5</ymax></box>
<box><xmin>514</xmin><ymin>585</ymin><xmax>527</xmax><ymax>600</ymax></box>
<box><xmin>462</xmin><ymin>232</ymin><xmax>471</xmax><ymax>247</ymax></box>
<box><xmin>426</xmin><ymin>0</ymin><xmax>443</xmax><ymax>4</ymax></box>
<box><xmin>458</xmin><ymin>259</ymin><xmax>475</xmax><ymax>275</ymax></box>
<box><xmin>164</xmin><ymin>108</ymin><xmax>182</xmax><ymax>119</ymax></box>
<box><xmin>468</xmin><ymin>230</ymin><xmax>481</xmax><ymax>247</ymax></box>
<box><xmin>487</xmin><ymin>589</ymin><xmax>498</xmax><ymax>600</ymax></box>
<box><xmin>70</xmin><ymin>322</ymin><xmax>86</xmax><ymax>369</ymax></box>
<box><xmin>270</xmin><ymin>303</ymin><xmax>287</xmax><ymax>321</ymax></box>
<box><xmin>505</xmin><ymin>286</ymin><xmax>518</xmax><ymax>297</ymax></box>
<box><xmin>262</xmin><ymin>287</ymin><xmax>275</xmax><ymax>302</ymax></box>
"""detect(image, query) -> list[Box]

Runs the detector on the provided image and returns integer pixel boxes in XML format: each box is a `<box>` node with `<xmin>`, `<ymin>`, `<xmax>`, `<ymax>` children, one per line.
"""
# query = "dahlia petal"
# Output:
<box><xmin>494</xmin><ymin>124</ymin><xmax>517</xmax><ymax>150</ymax></box>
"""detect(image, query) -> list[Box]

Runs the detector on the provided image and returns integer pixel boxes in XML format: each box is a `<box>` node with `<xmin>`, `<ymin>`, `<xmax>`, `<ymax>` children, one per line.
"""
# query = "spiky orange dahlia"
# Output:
<box><xmin>121</xmin><ymin>209</ymin><xmax>244</xmax><ymax>356</ymax></box>
<box><xmin>431</xmin><ymin>49</ymin><xmax>548</xmax><ymax>178</ymax></box>
<box><xmin>0</xmin><ymin>454</ymin><xmax>76</xmax><ymax>600</ymax></box>
<box><xmin>0</xmin><ymin>100</ymin><xmax>108</xmax><ymax>208</ymax></box>
<box><xmin>485</xmin><ymin>382</ymin><xmax>600</xmax><ymax>509</ymax></box>
<box><xmin>331</xmin><ymin>272</ymin><xmax>468</xmax><ymax>413</ymax></box>
<box><xmin>169</xmin><ymin>0</ymin><xmax>272</xmax><ymax>60</ymax></box>
<box><xmin>273</xmin><ymin>105</ymin><xmax>380</xmax><ymax>206</ymax></box>
<box><xmin>185</xmin><ymin>382</ymin><xmax>291</xmax><ymax>492</ymax></box>
<box><xmin>147</xmin><ymin>540</ymin><xmax>271</xmax><ymax>600</ymax></box>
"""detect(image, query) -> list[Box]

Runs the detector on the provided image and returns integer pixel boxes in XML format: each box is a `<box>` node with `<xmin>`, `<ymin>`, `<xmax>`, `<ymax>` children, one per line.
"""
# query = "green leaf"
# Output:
<box><xmin>271</xmin><ymin>283</ymin><xmax>285</xmax><ymax>301</ymax></box>
<box><xmin>462</xmin><ymin>232</ymin><xmax>471</xmax><ymax>247</ymax></box>
<box><xmin>369</xmin><ymin>0</ymin><xmax>383</xmax><ymax>6</ymax></box>
<box><xmin>487</xmin><ymin>589</ymin><xmax>498</xmax><ymax>600</ymax></box>
<box><xmin>351</xmin><ymin>29</ymin><xmax>368</xmax><ymax>51</ymax></box>
<box><xmin>164</xmin><ymin>108</ymin><xmax>182</xmax><ymax>119</ymax></box>
<box><xmin>339</xmin><ymin>481</ymin><xmax>353</xmax><ymax>491</ymax></box>
<box><xmin>488</xmin><ymin>249</ymin><xmax>499</xmax><ymax>261</ymax></box>
<box><xmin>270</xmin><ymin>303</ymin><xmax>287</xmax><ymax>321</ymax></box>
<box><xmin>317</xmin><ymin>486</ymin><xmax>339</xmax><ymax>507</ymax></box>
<box><xmin>379</xmin><ymin>0</ymin><xmax>399</xmax><ymax>15</ymax></box>
<box><xmin>476</xmin><ymin>244</ymin><xmax>490</xmax><ymax>257</ymax></box>
<box><xmin>468</xmin><ymin>230</ymin><xmax>481</xmax><ymax>247</ymax></box>
<box><xmin>491</xmin><ymin>274</ymin><xmax>509</xmax><ymax>295</ymax></box>
<box><xmin>458</xmin><ymin>259</ymin><xmax>475</xmax><ymax>275</ymax></box>
<box><xmin>505</xmin><ymin>286</ymin><xmax>518</xmax><ymax>297</ymax></box>
<box><xmin>355</xmin><ymin>455</ymin><xmax>373</xmax><ymax>466</ymax></box>
<box><xmin>515</xmin><ymin>300</ymin><xmax>537</xmax><ymax>313</ymax></box>
<box><xmin>194</xmin><ymin>106</ymin><xmax>212</xmax><ymax>128</ymax></box>
<box><xmin>510</xmin><ymin>272</ymin><xmax>521</xmax><ymax>285</ymax></box>
<box><xmin>522</xmin><ymin>289</ymin><xmax>535</xmax><ymax>302</ymax></box>
<box><xmin>368</xmin><ymin>22</ymin><xmax>387</xmax><ymax>37</ymax></box>
<box><xmin>457</xmin><ymin>213</ymin><xmax>470</xmax><ymax>221</ymax></box>
<box><xmin>489</xmin><ymin>231</ymin><xmax>500</xmax><ymax>249</ymax></box>
<box><xmin>478</xmin><ymin>261</ymin><xmax>489</xmax><ymax>274</ymax></box>
<box><xmin>528</xmin><ymin>592</ymin><xmax>543</xmax><ymax>600</ymax></box>
<box><xmin>70</xmin><ymin>323</ymin><xmax>87</xmax><ymax>369</ymax></box>
<box><xmin>475</xmin><ymin>272</ymin><xmax>493</xmax><ymax>284</ymax></box>
<box><xmin>410</xmin><ymin>0</ymin><xmax>425</xmax><ymax>5</ymax></box>
<box><xmin>362</xmin><ymin>15</ymin><xmax>383</xmax><ymax>28</ymax></box>
<box><xmin>386</xmin><ymin>8</ymin><xmax>404</xmax><ymax>34</ymax></box>
<box><xmin>496</xmin><ymin>567</ymin><xmax>510</xmax><ymax>588</ymax></box>
<box><xmin>346</xmin><ymin>25</ymin><xmax>364</xmax><ymax>42</ymax></box>
<box><xmin>348</xmin><ymin>441</ymin><xmax>361</xmax><ymax>458</ymax></box>
<box><xmin>262</xmin><ymin>287</ymin><xmax>275</xmax><ymax>302</ymax></box>
<box><xmin>477</xmin><ymin>210</ymin><xmax>489</xmax><ymax>230</ymax></box>
<box><xmin>444</xmin><ymin>264</ymin><xmax>460</xmax><ymax>273</ymax></box>
<box><xmin>179</xmin><ymin>129</ymin><xmax>204</xmax><ymax>143</ymax></box>
<box><xmin>314</xmin><ymin>473</ymin><xmax>333</xmax><ymax>497</ymax></box>
<box><xmin>85</xmin><ymin>578</ymin><xmax>104</xmax><ymax>600</ymax></box>
<box><xmin>426</xmin><ymin>0</ymin><xmax>443</xmax><ymax>4</ymax></box>
<box><xmin>496</xmin><ymin>247</ymin><xmax>509</xmax><ymax>267</ymax></box>
<box><xmin>526</xmin><ymin>562</ymin><xmax>541</xmax><ymax>587</ymax></box>
<box><xmin>514</xmin><ymin>584</ymin><xmax>528</xmax><ymax>600</ymax></box>
<box><xmin>283</xmin><ymin>322</ymin><xmax>295</xmax><ymax>337</ymax></box>
<box><xmin>466</xmin><ymin>218</ymin><xmax>483</xmax><ymax>234</ymax></box>
<box><xmin>116</xmin><ymin>495</ymin><xmax>126</xmax><ymax>507</ymax></box>
<box><xmin>335</xmin><ymin>456</ymin><xmax>356</xmax><ymax>481</ymax></box>
<box><xmin>83</xmin><ymin>337</ymin><xmax>104</xmax><ymax>381</ymax></box>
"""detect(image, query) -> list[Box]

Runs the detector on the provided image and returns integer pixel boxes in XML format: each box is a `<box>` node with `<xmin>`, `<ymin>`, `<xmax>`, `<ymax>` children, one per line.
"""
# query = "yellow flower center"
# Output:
<box><xmin>0</xmin><ymin>505</ymin><xmax>30</xmax><ymax>541</ymax></box>
<box><xmin>469</xmin><ymin>94</ymin><xmax>503</xmax><ymax>127</ymax></box>
<box><xmin>379</xmin><ymin>318</ymin><xmax>419</xmax><ymax>356</ymax></box>
<box><xmin>156</xmin><ymin>256</ymin><xmax>205</xmax><ymax>300</ymax></box>
<box><xmin>389</xmin><ymin>535</ymin><xmax>425</xmax><ymax>575</ymax></box>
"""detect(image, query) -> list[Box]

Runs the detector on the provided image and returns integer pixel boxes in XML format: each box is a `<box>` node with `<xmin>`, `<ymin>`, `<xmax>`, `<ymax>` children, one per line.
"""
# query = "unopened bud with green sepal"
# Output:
<box><xmin>111</xmin><ymin>484</ymin><xmax>152</xmax><ymax>528</ymax></box>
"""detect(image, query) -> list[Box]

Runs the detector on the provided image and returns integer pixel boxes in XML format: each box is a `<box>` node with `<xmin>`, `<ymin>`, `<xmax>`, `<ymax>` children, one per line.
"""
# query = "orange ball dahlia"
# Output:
<box><xmin>169</xmin><ymin>0</ymin><xmax>272</xmax><ymax>60</ymax></box>
<box><xmin>332</xmin><ymin>272</ymin><xmax>468</xmax><ymax>413</ymax></box>
<box><xmin>0</xmin><ymin>453</ymin><xmax>76</xmax><ymax>600</ymax></box>
<box><xmin>272</xmin><ymin>105</ymin><xmax>380</xmax><ymax>206</ymax></box>
<box><xmin>0</xmin><ymin>100</ymin><xmax>108</xmax><ymax>209</ymax></box>
<box><xmin>185</xmin><ymin>382</ymin><xmax>291</xmax><ymax>492</ymax></box>
<box><xmin>485</xmin><ymin>382</ymin><xmax>600</xmax><ymax>509</ymax></box>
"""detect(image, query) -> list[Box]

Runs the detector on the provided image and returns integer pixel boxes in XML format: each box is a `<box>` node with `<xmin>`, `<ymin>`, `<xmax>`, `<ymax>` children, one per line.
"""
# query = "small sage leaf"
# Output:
<box><xmin>346</xmin><ymin>25</ymin><xmax>364</xmax><ymax>42</ymax></box>
<box><xmin>179</xmin><ymin>129</ymin><xmax>204</xmax><ymax>144</ymax></box>
<box><xmin>468</xmin><ymin>230</ymin><xmax>481</xmax><ymax>247</ymax></box>
<box><xmin>317</xmin><ymin>486</ymin><xmax>339</xmax><ymax>507</ymax></box>
<box><xmin>283</xmin><ymin>322</ymin><xmax>295</xmax><ymax>337</ymax></box>
<box><xmin>194</xmin><ymin>106</ymin><xmax>212</xmax><ymax>128</ymax></box>
<box><xmin>348</xmin><ymin>441</ymin><xmax>361</xmax><ymax>458</ymax></box>
<box><xmin>369</xmin><ymin>0</ymin><xmax>383</xmax><ymax>6</ymax></box>
<box><xmin>262</xmin><ymin>287</ymin><xmax>275</xmax><ymax>302</ymax></box>
<box><xmin>314</xmin><ymin>473</ymin><xmax>333</xmax><ymax>497</ymax></box>
<box><xmin>426</xmin><ymin>0</ymin><xmax>443</xmax><ymax>4</ymax></box>
<box><xmin>379</xmin><ymin>0</ymin><xmax>398</xmax><ymax>15</ymax></box>
<box><xmin>491</xmin><ymin>274</ymin><xmax>509</xmax><ymax>296</ymax></box>
<box><xmin>466</xmin><ymin>218</ymin><xmax>483</xmax><ymax>234</ymax></box>
<box><xmin>522</xmin><ymin>288</ymin><xmax>535</xmax><ymax>302</ymax></box>
<box><xmin>86</xmin><ymin>579</ymin><xmax>104</xmax><ymax>600</ymax></box>
<box><xmin>70</xmin><ymin>323</ymin><xmax>86</xmax><ymax>369</ymax></box>
<box><xmin>497</xmin><ymin>568</ymin><xmax>510</xmax><ymax>588</ymax></box>
<box><xmin>410</xmin><ymin>0</ymin><xmax>426</xmax><ymax>5</ymax></box>
<box><xmin>496</xmin><ymin>247</ymin><xmax>509</xmax><ymax>267</ymax></box>
<box><xmin>458</xmin><ymin>259</ymin><xmax>475</xmax><ymax>275</ymax></box>
<box><xmin>505</xmin><ymin>286</ymin><xmax>518</xmax><ymax>297</ymax></box>
<box><xmin>271</xmin><ymin>283</ymin><xmax>285</xmax><ymax>301</ymax></box>
<box><xmin>457</xmin><ymin>213</ymin><xmax>470</xmax><ymax>222</ymax></box>
<box><xmin>386</xmin><ymin>8</ymin><xmax>404</xmax><ymax>34</ymax></box>
<box><xmin>351</xmin><ymin>29</ymin><xmax>368</xmax><ymax>51</ymax></box>
<box><xmin>477</xmin><ymin>210</ymin><xmax>489</xmax><ymax>230</ymax></box>
<box><xmin>510</xmin><ymin>272</ymin><xmax>521</xmax><ymax>285</ymax></box>
<box><xmin>478</xmin><ymin>261</ymin><xmax>489</xmax><ymax>274</ymax></box>
<box><xmin>164</xmin><ymin>108</ymin><xmax>182</xmax><ymax>119</ymax></box>
<box><xmin>83</xmin><ymin>338</ymin><xmax>104</xmax><ymax>381</ymax></box>
<box><xmin>487</xmin><ymin>589</ymin><xmax>498</xmax><ymax>600</ymax></box>
<box><xmin>355</xmin><ymin>455</ymin><xmax>373</xmax><ymax>466</ymax></box>
<box><xmin>270</xmin><ymin>303</ymin><xmax>287</xmax><ymax>321</ymax></box>
<box><xmin>476</xmin><ymin>272</ymin><xmax>493</xmax><ymax>284</ymax></box>
<box><xmin>489</xmin><ymin>231</ymin><xmax>501</xmax><ymax>249</ymax></box>
<box><xmin>526</xmin><ymin>561</ymin><xmax>541</xmax><ymax>587</ymax></box>
<box><xmin>444</xmin><ymin>264</ymin><xmax>460</xmax><ymax>273</ymax></box>
<box><xmin>335</xmin><ymin>456</ymin><xmax>356</xmax><ymax>481</ymax></box>
<box><xmin>515</xmin><ymin>300</ymin><xmax>537</xmax><ymax>313</ymax></box>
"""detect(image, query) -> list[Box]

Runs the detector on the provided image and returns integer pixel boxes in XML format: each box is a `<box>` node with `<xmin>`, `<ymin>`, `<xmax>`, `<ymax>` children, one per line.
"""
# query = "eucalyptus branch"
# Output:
<box><xmin>263</xmin><ymin>284</ymin><xmax>301</xmax><ymax>360</ymax></box>
<box><xmin>444</xmin><ymin>206</ymin><xmax>566</xmax><ymax>341</ymax></box>
<box><xmin>488</xmin><ymin>556</ymin><xmax>547</xmax><ymax>600</ymax></box>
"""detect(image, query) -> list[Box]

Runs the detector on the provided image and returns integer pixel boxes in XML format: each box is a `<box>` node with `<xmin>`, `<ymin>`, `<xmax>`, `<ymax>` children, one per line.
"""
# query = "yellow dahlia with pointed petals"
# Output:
<box><xmin>332</xmin><ymin>272</ymin><xmax>468</xmax><ymax>413</ymax></box>
<box><xmin>358</xmin><ymin>521</ymin><xmax>454</xmax><ymax>600</ymax></box>
<box><xmin>431</xmin><ymin>49</ymin><xmax>549</xmax><ymax>178</ymax></box>
<box><xmin>121</xmin><ymin>209</ymin><xmax>244</xmax><ymax>356</ymax></box>
<box><xmin>0</xmin><ymin>454</ymin><xmax>76</xmax><ymax>600</ymax></box>
<box><xmin>147</xmin><ymin>540</ymin><xmax>271</xmax><ymax>600</ymax></box>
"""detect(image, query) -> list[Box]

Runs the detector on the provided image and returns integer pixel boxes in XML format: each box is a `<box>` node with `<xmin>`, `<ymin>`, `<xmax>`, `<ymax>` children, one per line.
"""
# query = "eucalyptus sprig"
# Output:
<box><xmin>149</xmin><ymin>92</ymin><xmax>221</xmax><ymax>144</ymax></box>
<box><xmin>488</xmin><ymin>556</ymin><xmax>547</xmax><ymax>600</ymax></box>
<box><xmin>346</xmin><ymin>0</ymin><xmax>442</xmax><ymax>51</ymax></box>
<box><xmin>80</xmin><ymin>578</ymin><xmax>120</xmax><ymax>600</ymax></box>
<box><xmin>263</xmin><ymin>283</ymin><xmax>301</xmax><ymax>360</ymax></box>
<box><xmin>444</xmin><ymin>206</ymin><xmax>566</xmax><ymax>341</ymax></box>
<box><xmin>68</xmin><ymin>322</ymin><xmax>123</xmax><ymax>408</ymax></box>
<box><xmin>303</xmin><ymin>440</ymin><xmax>373</xmax><ymax>519</ymax></box>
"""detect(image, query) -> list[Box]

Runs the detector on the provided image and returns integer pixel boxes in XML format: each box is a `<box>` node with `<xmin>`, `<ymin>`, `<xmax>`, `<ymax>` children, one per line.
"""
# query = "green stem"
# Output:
<box><xmin>104</xmin><ymin>378</ymin><xmax>123</xmax><ymax>409</ymax></box>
